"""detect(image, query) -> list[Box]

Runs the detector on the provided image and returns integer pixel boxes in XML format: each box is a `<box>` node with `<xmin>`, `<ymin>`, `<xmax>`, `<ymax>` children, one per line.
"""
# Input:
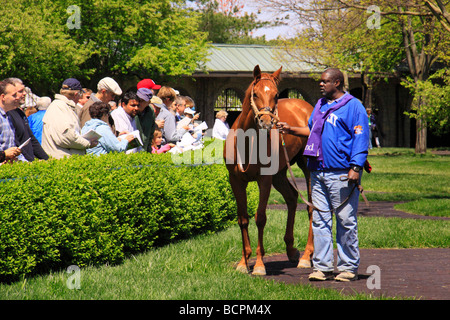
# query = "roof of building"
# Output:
<box><xmin>198</xmin><ymin>44</ymin><xmax>319</xmax><ymax>74</ymax></box>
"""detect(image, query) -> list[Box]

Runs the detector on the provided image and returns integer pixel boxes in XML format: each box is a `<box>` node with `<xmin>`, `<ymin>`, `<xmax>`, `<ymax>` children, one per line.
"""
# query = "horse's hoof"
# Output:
<box><xmin>287</xmin><ymin>250</ymin><xmax>300</xmax><ymax>263</ymax></box>
<box><xmin>252</xmin><ymin>266</ymin><xmax>266</xmax><ymax>276</ymax></box>
<box><xmin>297</xmin><ymin>259</ymin><xmax>312</xmax><ymax>268</ymax></box>
<box><xmin>236</xmin><ymin>264</ymin><xmax>250</xmax><ymax>274</ymax></box>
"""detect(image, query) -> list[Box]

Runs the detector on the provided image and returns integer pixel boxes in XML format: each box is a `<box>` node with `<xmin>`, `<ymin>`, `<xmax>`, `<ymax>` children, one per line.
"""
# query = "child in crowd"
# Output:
<box><xmin>151</xmin><ymin>129</ymin><xmax>175</xmax><ymax>154</ymax></box>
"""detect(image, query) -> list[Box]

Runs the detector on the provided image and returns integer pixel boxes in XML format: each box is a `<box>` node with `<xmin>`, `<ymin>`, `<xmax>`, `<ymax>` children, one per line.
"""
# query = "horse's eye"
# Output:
<box><xmin>253</xmin><ymin>93</ymin><xmax>258</xmax><ymax>99</ymax></box>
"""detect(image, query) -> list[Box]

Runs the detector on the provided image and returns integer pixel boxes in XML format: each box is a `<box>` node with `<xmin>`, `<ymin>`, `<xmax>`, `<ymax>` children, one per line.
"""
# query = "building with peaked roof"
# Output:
<box><xmin>199</xmin><ymin>43</ymin><xmax>318</xmax><ymax>74</ymax></box>
<box><xmin>167</xmin><ymin>44</ymin><xmax>415</xmax><ymax>148</ymax></box>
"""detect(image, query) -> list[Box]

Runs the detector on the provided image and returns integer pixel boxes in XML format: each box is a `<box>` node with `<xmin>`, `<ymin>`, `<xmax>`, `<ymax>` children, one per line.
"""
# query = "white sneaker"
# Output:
<box><xmin>308</xmin><ymin>270</ymin><xmax>334</xmax><ymax>281</ymax></box>
<box><xmin>335</xmin><ymin>271</ymin><xmax>358</xmax><ymax>282</ymax></box>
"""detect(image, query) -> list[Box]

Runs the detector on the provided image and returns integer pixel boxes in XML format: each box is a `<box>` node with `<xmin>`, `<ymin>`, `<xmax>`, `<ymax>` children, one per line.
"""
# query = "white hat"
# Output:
<box><xmin>97</xmin><ymin>77</ymin><xmax>122</xmax><ymax>96</ymax></box>
<box><xmin>184</xmin><ymin>107</ymin><xmax>195</xmax><ymax>115</ymax></box>
<box><xmin>36</xmin><ymin>97</ymin><xmax>52</xmax><ymax>110</ymax></box>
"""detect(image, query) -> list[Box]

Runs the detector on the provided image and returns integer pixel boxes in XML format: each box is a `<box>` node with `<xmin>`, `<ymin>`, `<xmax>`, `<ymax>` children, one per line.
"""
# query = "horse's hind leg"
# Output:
<box><xmin>229</xmin><ymin>174</ymin><xmax>251</xmax><ymax>273</ymax></box>
<box><xmin>297</xmin><ymin>157</ymin><xmax>314</xmax><ymax>268</ymax></box>
<box><xmin>272</xmin><ymin>169</ymin><xmax>300</xmax><ymax>263</ymax></box>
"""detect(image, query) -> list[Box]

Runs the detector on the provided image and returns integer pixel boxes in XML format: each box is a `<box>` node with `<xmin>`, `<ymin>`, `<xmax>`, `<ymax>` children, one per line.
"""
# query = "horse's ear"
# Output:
<box><xmin>272</xmin><ymin>67</ymin><xmax>282</xmax><ymax>84</ymax></box>
<box><xmin>253</xmin><ymin>65</ymin><xmax>262</xmax><ymax>81</ymax></box>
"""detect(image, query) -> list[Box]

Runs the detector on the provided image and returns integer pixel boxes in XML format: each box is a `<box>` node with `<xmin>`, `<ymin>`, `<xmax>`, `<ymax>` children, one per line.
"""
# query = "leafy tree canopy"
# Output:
<box><xmin>0</xmin><ymin>0</ymin><xmax>210</xmax><ymax>93</ymax></box>
<box><xmin>192</xmin><ymin>0</ymin><xmax>282</xmax><ymax>44</ymax></box>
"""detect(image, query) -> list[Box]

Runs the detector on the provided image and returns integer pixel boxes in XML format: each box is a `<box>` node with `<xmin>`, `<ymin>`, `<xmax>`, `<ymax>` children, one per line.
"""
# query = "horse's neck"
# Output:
<box><xmin>237</xmin><ymin>99</ymin><xmax>255</xmax><ymax>130</ymax></box>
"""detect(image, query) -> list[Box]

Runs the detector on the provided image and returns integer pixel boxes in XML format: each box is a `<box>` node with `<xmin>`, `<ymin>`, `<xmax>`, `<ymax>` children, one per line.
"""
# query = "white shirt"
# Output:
<box><xmin>111</xmin><ymin>106</ymin><xmax>140</xmax><ymax>153</ymax></box>
<box><xmin>111</xmin><ymin>106</ymin><xmax>136</xmax><ymax>133</ymax></box>
<box><xmin>212</xmin><ymin>118</ymin><xmax>230</xmax><ymax>140</ymax></box>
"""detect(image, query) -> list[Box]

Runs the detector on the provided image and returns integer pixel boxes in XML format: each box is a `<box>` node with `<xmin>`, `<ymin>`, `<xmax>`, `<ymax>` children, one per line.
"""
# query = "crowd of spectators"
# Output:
<box><xmin>0</xmin><ymin>76</ymin><xmax>230</xmax><ymax>164</ymax></box>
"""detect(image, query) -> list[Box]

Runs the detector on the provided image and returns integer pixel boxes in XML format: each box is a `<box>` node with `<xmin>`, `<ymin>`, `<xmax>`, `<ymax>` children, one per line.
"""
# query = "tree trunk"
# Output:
<box><xmin>415</xmin><ymin>118</ymin><xmax>427</xmax><ymax>154</ymax></box>
<box><xmin>362</xmin><ymin>73</ymin><xmax>373</xmax><ymax>110</ymax></box>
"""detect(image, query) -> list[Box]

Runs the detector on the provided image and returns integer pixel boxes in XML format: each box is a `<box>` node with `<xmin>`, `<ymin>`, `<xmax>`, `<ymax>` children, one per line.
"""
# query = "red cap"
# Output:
<box><xmin>137</xmin><ymin>79</ymin><xmax>161</xmax><ymax>90</ymax></box>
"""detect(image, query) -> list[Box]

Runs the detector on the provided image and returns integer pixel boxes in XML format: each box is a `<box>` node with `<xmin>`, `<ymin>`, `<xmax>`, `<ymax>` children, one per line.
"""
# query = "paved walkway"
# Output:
<box><xmin>258</xmin><ymin>178</ymin><xmax>450</xmax><ymax>300</ymax></box>
<box><xmin>248</xmin><ymin>248</ymin><xmax>449</xmax><ymax>300</ymax></box>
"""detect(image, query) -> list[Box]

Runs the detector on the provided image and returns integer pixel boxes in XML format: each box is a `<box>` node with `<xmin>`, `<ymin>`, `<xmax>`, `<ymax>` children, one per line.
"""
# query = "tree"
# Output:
<box><xmin>0</xmin><ymin>0</ymin><xmax>91</xmax><ymax>93</ymax></box>
<box><xmin>336</xmin><ymin>0</ymin><xmax>450</xmax><ymax>153</ymax></box>
<box><xmin>58</xmin><ymin>0</ymin><xmax>210</xmax><ymax>80</ymax></box>
<box><xmin>403</xmin><ymin>69</ymin><xmax>450</xmax><ymax>136</ymax></box>
<box><xmin>259</xmin><ymin>0</ymin><xmax>450</xmax><ymax>153</ymax></box>
<box><xmin>193</xmin><ymin>0</ymin><xmax>279</xmax><ymax>44</ymax></box>
<box><xmin>0</xmin><ymin>0</ymin><xmax>211</xmax><ymax>93</ymax></box>
<box><xmin>425</xmin><ymin>0</ymin><xmax>450</xmax><ymax>32</ymax></box>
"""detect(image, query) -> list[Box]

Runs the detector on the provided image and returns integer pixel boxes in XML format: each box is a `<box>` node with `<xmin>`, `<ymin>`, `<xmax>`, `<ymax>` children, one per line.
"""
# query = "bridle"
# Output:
<box><xmin>249</xmin><ymin>77</ymin><xmax>280</xmax><ymax>129</ymax></box>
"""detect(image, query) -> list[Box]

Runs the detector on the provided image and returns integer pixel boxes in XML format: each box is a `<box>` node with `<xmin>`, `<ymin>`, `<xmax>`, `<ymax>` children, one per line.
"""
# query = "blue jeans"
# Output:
<box><xmin>311</xmin><ymin>170</ymin><xmax>361</xmax><ymax>273</ymax></box>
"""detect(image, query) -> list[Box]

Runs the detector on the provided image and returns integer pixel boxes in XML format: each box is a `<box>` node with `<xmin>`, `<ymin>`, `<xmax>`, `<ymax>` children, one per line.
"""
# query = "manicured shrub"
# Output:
<box><xmin>0</xmin><ymin>152</ymin><xmax>258</xmax><ymax>282</ymax></box>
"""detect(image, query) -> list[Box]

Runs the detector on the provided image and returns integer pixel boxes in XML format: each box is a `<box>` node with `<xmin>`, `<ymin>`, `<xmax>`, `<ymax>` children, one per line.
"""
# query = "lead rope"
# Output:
<box><xmin>279</xmin><ymin>131</ymin><xmax>369</xmax><ymax>213</ymax></box>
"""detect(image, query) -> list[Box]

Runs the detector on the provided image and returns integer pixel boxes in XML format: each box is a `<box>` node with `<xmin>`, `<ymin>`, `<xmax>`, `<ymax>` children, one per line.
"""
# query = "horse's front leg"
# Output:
<box><xmin>229</xmin><ymin>173</ymin><xmax>251</xmax><ymax>273</ymax></box>
<box><xmin>252</xmin><ymin>175</ymin><xmax>272</xmax><ymax>276</ymax></box>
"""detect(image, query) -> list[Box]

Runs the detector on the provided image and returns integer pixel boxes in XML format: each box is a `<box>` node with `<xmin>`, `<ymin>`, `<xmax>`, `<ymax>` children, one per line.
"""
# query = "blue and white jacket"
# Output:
<box><xmin>307</xmin><ymin>93</ymin><xmax>369</xmax><ymax>171</ymax></box>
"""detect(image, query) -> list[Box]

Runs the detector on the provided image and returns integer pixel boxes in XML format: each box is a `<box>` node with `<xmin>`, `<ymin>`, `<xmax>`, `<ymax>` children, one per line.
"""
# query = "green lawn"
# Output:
<box><xmin>1</xmin><ymin>210</ymin><xmax>447</xmax><ymax>300</ymax></box>
<box><xmin>0</xmin><ymin>148</ymin><xmax>448</xmax><ymax>300</ymax></box>
<box><xmin>272</xmin><ymin>148</ymin><xmax>450</xmax><ymax>217</ymax></box>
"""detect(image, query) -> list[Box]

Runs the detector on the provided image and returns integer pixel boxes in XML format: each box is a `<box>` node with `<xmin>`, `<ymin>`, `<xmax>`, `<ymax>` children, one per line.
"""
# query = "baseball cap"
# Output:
<box><xmin>137</xmin><ymin>88</ymin><xmax>153</xmax><ymax>102</ymax></box>
<box><xmin>97</xmin><ymin>77</ymin><xmax>122</xmax><ymax>96</ymax></box>
<box><xmin>150</xmin><ymin>96</ymin><xmax>164</xmax><ymax>108</ymax></box>
<box><xmin>62</xmin><ymin>78</ymin><xmax>83</xmax><ymax>91</ymax></box>
<box><xmin>137</xmin><ymin>79</ymin><xmax>161</xmax><ymax>90</ymax></box>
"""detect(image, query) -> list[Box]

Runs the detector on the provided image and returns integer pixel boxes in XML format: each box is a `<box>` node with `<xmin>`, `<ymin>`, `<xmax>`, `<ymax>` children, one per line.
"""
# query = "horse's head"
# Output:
<box><xmin>249</xmin><ymin>65</ymin><xmax>282</xmax><ymax>131</ymax></box>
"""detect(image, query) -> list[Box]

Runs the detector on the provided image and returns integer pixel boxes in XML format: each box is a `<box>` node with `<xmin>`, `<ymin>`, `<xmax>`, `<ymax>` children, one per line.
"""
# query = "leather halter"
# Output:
<box><xmin>250</xmin><ymin>77</ymin><xmax>280</xmax><ymax>128</ymax></box>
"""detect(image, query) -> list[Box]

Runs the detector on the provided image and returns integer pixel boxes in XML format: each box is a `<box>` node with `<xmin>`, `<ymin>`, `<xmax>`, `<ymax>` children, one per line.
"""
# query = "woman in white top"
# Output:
<box><xmin>212</xmin><ymin>110</ymin><xmax>230</xmax><ymax>140</ymax></box>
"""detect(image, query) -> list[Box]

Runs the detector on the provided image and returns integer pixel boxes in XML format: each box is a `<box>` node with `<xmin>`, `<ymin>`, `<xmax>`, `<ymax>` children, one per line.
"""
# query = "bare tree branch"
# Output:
<box><xmin>424</xmin><ymin>0</ymin><xmax>450</xmax><ymax>32</ymax></box>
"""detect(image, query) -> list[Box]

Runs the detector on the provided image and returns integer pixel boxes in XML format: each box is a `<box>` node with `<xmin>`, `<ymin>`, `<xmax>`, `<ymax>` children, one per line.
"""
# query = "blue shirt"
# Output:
<box><xmin>27</xmin><ymin>110</ymin><xmax>46</xmax><ymax>144</ymax></box>
<box><xmin>307</xmin><ymin>93</ymin><xmax>369</xmax><ymax>171</ymax></box>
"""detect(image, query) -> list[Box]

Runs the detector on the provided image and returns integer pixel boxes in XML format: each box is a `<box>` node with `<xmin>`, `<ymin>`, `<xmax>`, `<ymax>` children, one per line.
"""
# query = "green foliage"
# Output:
<box><xmin>0</xmin><ymin>0</ymin><xmax>91</xmax><ymax>93</ymax></box>
<box><xmin>0</xmin><ymin>152</ymin><xmax>257</xmax><ymax>282</ymax></box>
<box><xmin>194</xmin><ymin>0</ymin><xmax>276</xmax><ymax>44</ymax></box>
<box><xmin>58</xmin><ymin>0</ymin><xmax>210</xmax><ymax>78</ymax></box>
<box><xmin>402</xmin><ymin>69</ymin><xmax>450</xmax><ymax>135</ymax></box>
<box><xmin>0</xmin><ymin>0</ymin><xmax>210</xmax><ymax>93</ymax></box>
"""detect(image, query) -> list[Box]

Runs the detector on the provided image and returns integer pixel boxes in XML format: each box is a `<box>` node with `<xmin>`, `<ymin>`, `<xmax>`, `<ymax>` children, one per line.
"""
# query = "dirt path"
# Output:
<box><xmin>259</xmin><ymin>178</ymin><xmax>449</xmax><ymax>300</ymax></box>
<box><xmin>248</xmin><ymin>248</ymin><xmax>449</xmax><ymax>300</ymax></box>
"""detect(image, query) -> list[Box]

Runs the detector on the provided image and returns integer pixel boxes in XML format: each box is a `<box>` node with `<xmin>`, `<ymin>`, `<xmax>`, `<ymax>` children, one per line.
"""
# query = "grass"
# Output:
<box><xmin>1</xmin><ymin>208</ymin><xmax>447</xmax><ymax>300</ymax></box>
<box><xmin>0</xmin><ymin>148</ymin><xmax>448</xmax><ymax>300</ymax></box>
<box><xmin>364</xmin><ymin>148</ymin><xmax>450</xmax><ymax>217</ymax></box>
<box><xmin>271</xmin><ymin>148</ymin><xmax>450</xmax><ymax>217</ymax></box>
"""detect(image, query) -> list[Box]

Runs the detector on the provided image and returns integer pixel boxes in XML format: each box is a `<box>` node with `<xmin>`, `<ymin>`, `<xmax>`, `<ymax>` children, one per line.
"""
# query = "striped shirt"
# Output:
<box><xmin>0</xmin><ymin>107</ymin><xmax>16</xmax><ymax>150</ymax></box>
<box><xmin>0</xmin><ymin>107</ymin><xmax>27</xmax><ymax>162</ymax></box>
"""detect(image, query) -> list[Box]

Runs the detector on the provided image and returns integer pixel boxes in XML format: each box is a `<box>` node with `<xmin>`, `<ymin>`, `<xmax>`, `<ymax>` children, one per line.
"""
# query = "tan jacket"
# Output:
<box><xmin>42</xmin><ymin>94</ymin><xmax>91</xmax><ymax>159</ymax></box>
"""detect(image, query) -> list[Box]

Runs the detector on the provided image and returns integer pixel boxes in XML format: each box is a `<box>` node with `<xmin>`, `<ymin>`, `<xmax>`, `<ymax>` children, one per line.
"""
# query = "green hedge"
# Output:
<box><xmin>0</xmin><ymin>152</ymin><xmax>258</xmax><ymax>282</ymax></box>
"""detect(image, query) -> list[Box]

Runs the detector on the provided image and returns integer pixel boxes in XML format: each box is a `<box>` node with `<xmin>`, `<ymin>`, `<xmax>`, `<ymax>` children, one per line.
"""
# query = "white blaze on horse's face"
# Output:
<box><xmin>253</xmin><ymin>80</ymin><xmax>278</xmax><ymax>131</ymax></box>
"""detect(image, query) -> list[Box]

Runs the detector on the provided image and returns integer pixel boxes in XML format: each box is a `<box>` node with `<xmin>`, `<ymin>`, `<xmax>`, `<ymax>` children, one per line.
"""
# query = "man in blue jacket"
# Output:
<box><xmin>277</xmin><ymin>68</ymin><xmax>369</xmax><ymax>282</ymax></box>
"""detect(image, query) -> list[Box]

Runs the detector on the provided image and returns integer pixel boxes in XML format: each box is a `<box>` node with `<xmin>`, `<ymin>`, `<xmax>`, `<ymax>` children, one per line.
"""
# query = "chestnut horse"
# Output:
<box><xmin>224</xmin><ymin>65</ymin><xmax>315</xmax><ymax>276</ymax></box>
